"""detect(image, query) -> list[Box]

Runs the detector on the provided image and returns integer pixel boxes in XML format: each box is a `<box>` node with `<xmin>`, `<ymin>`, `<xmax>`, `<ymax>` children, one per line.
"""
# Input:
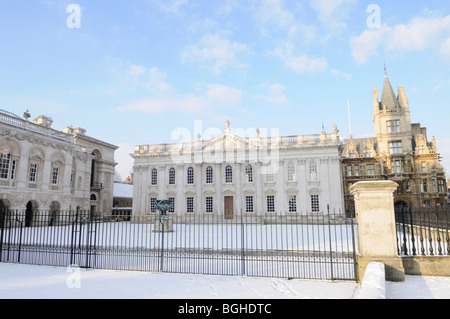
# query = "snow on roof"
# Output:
<box><xmin>113</xmin><ymin>182</ymin><xmax>133</xmax><ymax>198</ymax></box>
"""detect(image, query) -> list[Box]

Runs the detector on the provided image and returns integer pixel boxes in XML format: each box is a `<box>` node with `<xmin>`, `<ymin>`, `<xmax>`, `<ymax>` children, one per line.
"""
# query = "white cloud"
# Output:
<box><xmin>255</xmin><ymin>83</ymin><xmax>288</xmax><ymax>106</ymax></box>
<box><xmin>273</xmin><ymin>43</ymin><xmax>328</xmax><ymax>74</ymax></box>
<box><xmin>206</xmin><ymin>84</ymin><xmax>242</xmax><ymax>105</ymax></box>
<box><xmin>309</xmin><ymin>0</ymin><xmax>356</xmax><ymax>33</ymax></box>
<box><xmin>268</xmin><ymin>84</ymin><xmax>285</xmax><ymax>95</ymax></box>
<box><xmin>127</xmin><ymin>65</ymin><xmax>171</xmax><ymax>92</ymax></box>
<box><xmin>118</xmin><ymin>84</ymin><xmax>242</xmax><ymax>115</ymax></box>
<box><xmin>252</xmin><ymin>0</ymin><xmax>316</xmax><ymax>41</ymax></box>
<box><xmin>351</xmin><ymin>14</ymin><xmax>450</xmax><ymax>64</ymax></box>
<box><xmin>180</xmin><ymin>33</ymin><xmax>250</xmax><ymax>74</ymax></box>
<box><xmin>118</xmin><ymin>95</ymin><xmax>212</xmax><ymax>115</ymax></box>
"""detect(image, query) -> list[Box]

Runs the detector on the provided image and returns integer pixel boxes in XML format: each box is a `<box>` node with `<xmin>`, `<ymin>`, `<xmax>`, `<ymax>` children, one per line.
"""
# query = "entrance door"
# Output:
<box><xmin>224</xmin><ymin>196</ymin><xmax>234</xmax><ymax>220</ymax></box>
<box><xmin>25</xmin><ymin>201</ymin><xmax>33</xmax><ymax>227</ymax></box>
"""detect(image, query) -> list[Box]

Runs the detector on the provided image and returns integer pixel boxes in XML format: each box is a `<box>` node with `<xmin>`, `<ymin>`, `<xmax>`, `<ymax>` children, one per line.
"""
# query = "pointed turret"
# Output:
<box><xmin>381</xmin><ymin>73</ymin><xmax>400</xmax><ymax>110</ymax></box>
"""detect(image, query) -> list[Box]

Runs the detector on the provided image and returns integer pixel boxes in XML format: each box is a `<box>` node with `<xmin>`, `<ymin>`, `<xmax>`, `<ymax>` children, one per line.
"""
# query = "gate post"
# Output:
<box><xmin>350</xmin><ymin>181</ymin><xmax>405</xmax><ymax>282</ymax></box>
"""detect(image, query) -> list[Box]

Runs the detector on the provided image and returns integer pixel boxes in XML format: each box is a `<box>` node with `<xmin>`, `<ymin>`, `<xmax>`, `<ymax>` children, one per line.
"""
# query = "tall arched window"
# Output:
<box><xmin>288</xmin><ymin>163</ymin><xmax>295</xmax><ymax>182</ymax></box>
<box><xmin>310</xmin><ymin>162</ymin><xmax>318</xmax><ymax>181</ymax></box>
<box><xmin>206</xmin><ymin>166</ymin><xmax>213</xmax><ymax>184</ymax></box>
<box><xmin>187</xmin><ymin>167</ymin><xmax>194</xmax><ymax>184</ymax></box>
<box><xmin>169</xmin><ymin>168</ymin><xmax>176</xmax><ymax>185</ymax></box>
<box><xmin>151</xmin><ymin>169</ymin><xmax>158</xmax><ymax>185</ymax></box>
<box><xmin>225</xmin><ymin>165</ymin><xmax>233</xmax><ymax>183</ymax></box>
<box><xmin>245</xmin><ymin>165</ymin><xmax>253</xmax><ymax>183</ymax></box>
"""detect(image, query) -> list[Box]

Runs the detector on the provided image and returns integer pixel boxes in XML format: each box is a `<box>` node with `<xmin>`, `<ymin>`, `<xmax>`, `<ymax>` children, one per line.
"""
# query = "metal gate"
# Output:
<box><xmin>1</xmin><ymin>209</ymin><xmax>358</xmax><ymax>281</ymax></box>
<box><xmin>69</xmin><ymin>213</ymin><xmax>98</xmax><ymax>269</ymax></box>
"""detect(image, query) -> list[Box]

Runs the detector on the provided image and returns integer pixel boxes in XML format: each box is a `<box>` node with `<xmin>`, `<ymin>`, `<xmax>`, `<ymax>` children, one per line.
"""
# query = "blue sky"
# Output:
<box><xmin>1</xmin><ymin>1</ymin><xmax>450</xmax><ymax>179</ymax></box>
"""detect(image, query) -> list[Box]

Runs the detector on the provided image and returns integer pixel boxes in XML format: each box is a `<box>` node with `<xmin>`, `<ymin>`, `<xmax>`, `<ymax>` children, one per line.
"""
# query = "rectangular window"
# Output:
<box><xmin>151</xmin><ymin>169</ymin><xmax>158</xmax><ymax>186</ymax></box>
<box><xmin>288</xmin><ymin>195</ymin><xmax>297</xmax><ymax>213</ymax></box>
<box><xmin>394</xmin><ymin>160</ymin><xmax>402</xmax><ymax>174</ymax></box>
<box><xmin>206</xmin><ymin>197</ymin><xmax>213</xmax><ymax>213</ymax></box>
<box><xmin>311</xmin><ymin>195</ymin><xmax>320</xmax><ymax>212</ymax></box>
<box><xmin>245</xmin><ymin>165</ymin><xmax>253</xmax><ymax>183</ymax></box>
<box><xmin>438</xmin><ymin>180</ymin><xmax>445</xmax><ymax>193</ymax></box>
<box><xmin>52</xmin><ymin>167</ymin><xmax>59</xmax><ymax>185</ymax></box>
<box><xmin>150</xmin><ymin>198</ymin><xmax>157</xmax><ymax>213</ymax></box>
<box><xmin>267</xmin><ymin>195</ymin><xmax>275</xmax><ymax>213</ymax></box>
<box><xmin>169</xmin><ymin>197</ymin><xmax>175</xmax><ymax>213</ymax></box>
<box><xmin>29</xmin><ymin>163</ymin><xmax>38</xmax><ymax>183</ymax></box>
<box><xmin>421</xmin><ymin>162</ymin><xmax>427</xmax><ymax>173</ymax></box>
<box><xmin>0</xmin><ymin>153</ymin><xmax>10</xmax><ymax>179</ymax></box>
<box><xmin>347</xmin><ymin>166</ymin><xmax>352</xmax><ymax>177</ymax></box>
<box><xmin>389</xmin><ymin>141</ymin><xmax>402</xmax><ymax>154</ymax></box>
<box><xmin>266</xmin><ymin>165</ymin><xmax>274</xmax><ymax>182</ymax></box>
<box><xmin>187</xmin><ymin>197</ymin><xmax>194</xmax><ymax>213</ymax></box>
<box><xmin>10</xmin><ymin>160</ymin><xmax>16</xmax><ymax>180</ymax></box>
<box><xmin>367</xmin><ymin>164</ymin><xmax>375</xmax><ymax>176</ymax></box>
<box><xmin>245</xmin><ymin>196</ymin><xmax>254</xmax><ymax>213</ymax></box>
<box><xmin>354</xmin><ymin>165</ymin><xmax>359</xmax><ymax>176</ymax></box>
<box><xmin>387</xmin><ymin>120</ymin><xmax>400</xmax><ymax>133</ymax></box>
<box><xmin>422</xmin><ymin>180</ymin><xmax>428</xmax><ymax>193</ymax></box>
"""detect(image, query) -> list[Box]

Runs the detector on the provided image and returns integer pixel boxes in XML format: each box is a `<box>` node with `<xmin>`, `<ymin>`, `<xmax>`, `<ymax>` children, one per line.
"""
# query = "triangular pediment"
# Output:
<box><xmin>202</xmin><ymin>132</ymin><xmax>256</xmax><ymax>152</ymax></box>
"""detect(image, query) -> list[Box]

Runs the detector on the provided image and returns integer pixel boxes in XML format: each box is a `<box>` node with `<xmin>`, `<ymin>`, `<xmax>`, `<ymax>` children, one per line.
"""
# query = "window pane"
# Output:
<box><xmin>29</xmin><ymin>163</ymin><xmax>38</xmax><ymax>183</ymax></box>
<box><xmin>187</xmin><ymin>197</ymin><xmax>194</xmax><ymax>213</ymax></box>
<box><xmin>206</xmin><ymin>166</ymin><xmax>213</xmax><ymax>184</ymax></box>
<box><xmin>267</xmin><ymin>195</ymin><xmax>275</xmax><ymax>213</ymax></box>
<box><xmin>0</xmin><ymin>149</ymin><xmax>11</xmax><ymax>179</ymax></box>
<box><xmin>246</xmin><ymin>196</ymin><xmax>253</xmax><ymax>213</ymax></box>
<box><xmin>52</xmin><ymin>167</ymin><xmax>59</xmax><ymax>185</ymax></box>
<box><xmin>151</xmin><ymin>169</ymin><xmax>158</xmax><ymax>185</ymax></box>
<box><xmin>225</xmin><ymin>166</ymin><xmax>232</xmax><ymax>183</ymax></box>
<box><xmin>245</xmin><ymin>165</ymin><xmax>253</xmax><ymax>183</ymax></box>
<box><xmin>169</xmin><ymin>168</ymin><xmax>176</xmax><ymax>185</ymax></box>
<box><xmin>187</xmin><ymin>167</ymin><xmax>194</xmax><ymax>184</ymax></box>
<box><xmin>288</xmin><ymin>164</ymin><xmax>295</xmax><ymax>181</ymax></box>
<box><xmin>289</xmin><ymin>195</ymin><xmax>297</xmax><ymax>213</ymax></box>
<box><xmin>311</xmin><ymin>195</ymin><xmax>320</xmax><ymax>212</ymax></box>
<box><xmin>206</xmin><ymin>197</ymin><xmax>213</xmax><ymax>213</ymax></box>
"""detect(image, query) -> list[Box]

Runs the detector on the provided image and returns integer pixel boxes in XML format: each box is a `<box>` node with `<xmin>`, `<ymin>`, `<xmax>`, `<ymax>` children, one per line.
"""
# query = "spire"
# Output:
<box><xmin>381</xmin><ymin>68</ymin><xmax>400</xmax><ymax>110</ymax></box>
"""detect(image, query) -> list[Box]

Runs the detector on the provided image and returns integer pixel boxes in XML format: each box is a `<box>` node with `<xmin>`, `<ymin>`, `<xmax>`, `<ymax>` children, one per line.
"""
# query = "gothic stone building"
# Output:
<box><xmin>0</xmin><ymin>109</ymin><xmax>118</xmax><ymax>220</ymax></box>
<box><xmin>343</xmin><ymin>74</ymin><xmax>448</xmax><ymax>211</ymax></box>
<box><xmin>132</xmin><ymin>122</ymin><xmax>345</xmax><ymax>219</ymax></box>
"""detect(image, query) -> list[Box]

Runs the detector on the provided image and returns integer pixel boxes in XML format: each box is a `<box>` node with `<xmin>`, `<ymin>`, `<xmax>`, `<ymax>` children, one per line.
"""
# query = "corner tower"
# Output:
<box><xmin>372</xmin><ymin>70</ymin><xmax>413</xmax><ymax>156</ymax></box>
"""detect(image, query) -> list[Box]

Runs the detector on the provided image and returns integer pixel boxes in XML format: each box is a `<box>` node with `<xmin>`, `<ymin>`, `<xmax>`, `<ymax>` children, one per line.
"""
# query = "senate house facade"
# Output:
<box><xmin>132</xmin><ymin>122</ymin><xmax>345</xmax><ymax>218</ymax></box>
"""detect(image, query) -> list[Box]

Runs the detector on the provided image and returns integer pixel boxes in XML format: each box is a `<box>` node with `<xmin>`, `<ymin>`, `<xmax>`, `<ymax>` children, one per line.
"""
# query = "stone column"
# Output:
<box><xmin>349</xmin><ymin>181</ymin><xmax>405</xmax><ymax>282</ymax></box>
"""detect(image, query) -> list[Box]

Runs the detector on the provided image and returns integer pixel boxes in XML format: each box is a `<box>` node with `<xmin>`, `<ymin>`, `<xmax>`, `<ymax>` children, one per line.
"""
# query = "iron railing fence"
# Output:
<box><xmin>0</xmin><ymin>209</ymin><xmax>357</xmax><ymax>281</ymax></box>
<box><xmin>395</xmin><ymin>205</ymin><xmax>450</xmax><ymax>256</ymax></box>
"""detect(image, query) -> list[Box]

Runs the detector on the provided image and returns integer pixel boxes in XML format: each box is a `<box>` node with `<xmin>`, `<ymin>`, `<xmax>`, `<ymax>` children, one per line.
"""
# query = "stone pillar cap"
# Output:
<box><xmin>349</xmin><ymin>180</ymin><xmax>398</xmax><ymax>194</ymax></box>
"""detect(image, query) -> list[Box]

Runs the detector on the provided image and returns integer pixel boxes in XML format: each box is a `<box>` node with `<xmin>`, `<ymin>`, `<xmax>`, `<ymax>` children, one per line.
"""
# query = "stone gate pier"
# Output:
<box><xmin>350</xmin><ymin>181</ymin><xmax>405</xmax><ymax>282</ymax></box>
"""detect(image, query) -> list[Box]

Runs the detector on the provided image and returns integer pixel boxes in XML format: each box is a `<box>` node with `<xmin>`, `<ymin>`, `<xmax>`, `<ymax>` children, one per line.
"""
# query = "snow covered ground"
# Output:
<box><xmin>0</xmin><ymin>263</ymin><xmax>449</xmax><ymax>299</ymax></box>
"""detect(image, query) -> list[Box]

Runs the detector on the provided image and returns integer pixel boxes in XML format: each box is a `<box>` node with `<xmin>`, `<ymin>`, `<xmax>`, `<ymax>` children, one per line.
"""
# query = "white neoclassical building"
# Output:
<box><xmin>0</xmin><ymin>109</ymin><xmax>117</xmax><ymax>218</ymax></box>
<box><xmin>132</xmin><ymin>121</ymin><xmax>345</xmax><ymax>219</ymax></box>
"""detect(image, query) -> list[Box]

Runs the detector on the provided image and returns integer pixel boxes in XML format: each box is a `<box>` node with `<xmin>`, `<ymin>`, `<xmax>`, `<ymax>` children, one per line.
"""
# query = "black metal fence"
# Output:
<box><xmin>395</xmin><ymin>205</ymin><xmax>450</xmax><ymax>256</ymax></box>
<box><xmin>0</xmin><ymin>209</ymin><xmax>357</xmax><ymax>281</ymax></box>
